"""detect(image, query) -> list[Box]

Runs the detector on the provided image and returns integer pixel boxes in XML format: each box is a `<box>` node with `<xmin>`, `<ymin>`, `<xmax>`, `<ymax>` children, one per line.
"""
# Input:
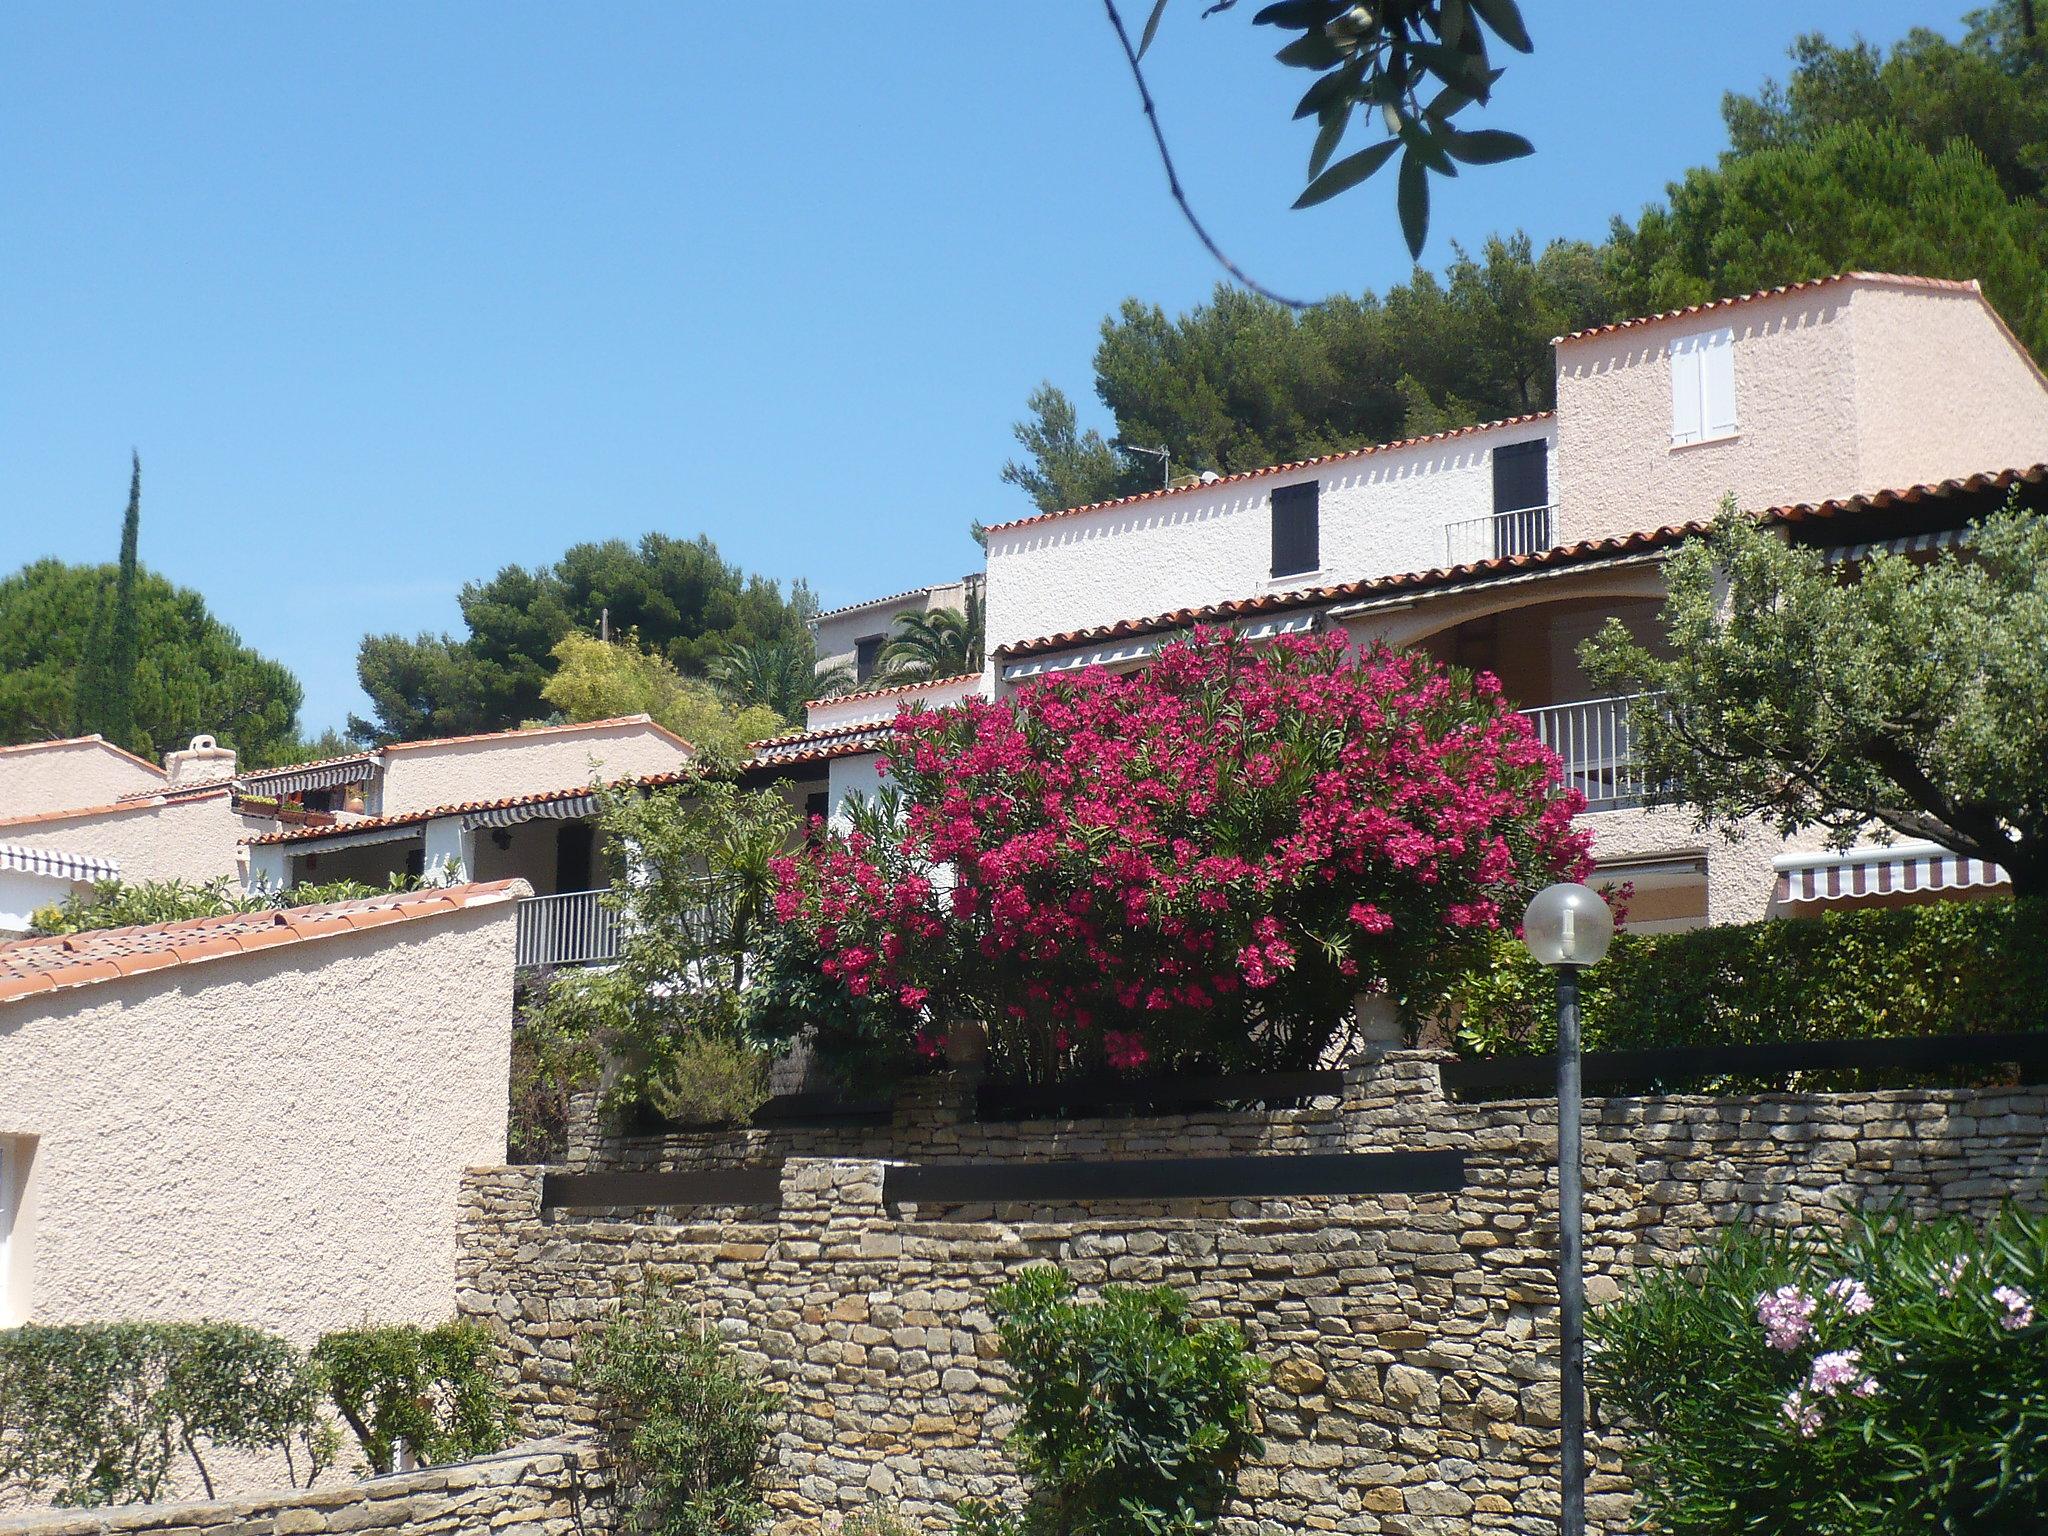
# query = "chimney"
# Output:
<box><xmin>164</xmin><ymin>733</ymin><xmax>237</xmax><ymax>786</ymax></box>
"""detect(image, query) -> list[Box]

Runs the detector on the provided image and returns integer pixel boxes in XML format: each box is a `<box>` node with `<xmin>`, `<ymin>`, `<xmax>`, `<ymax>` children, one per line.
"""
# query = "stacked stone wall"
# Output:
<box><xmin>468</xmin><ymin>1055</ymin><xmax>2048</xmax><ymax>1535</ymax></box>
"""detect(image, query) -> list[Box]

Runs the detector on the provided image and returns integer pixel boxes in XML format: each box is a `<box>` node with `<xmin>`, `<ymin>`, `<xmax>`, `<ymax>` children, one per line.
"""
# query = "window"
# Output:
<box><xmin>1270</xmin><ymin>481</ymin><xmax>1320</xmax><ymax>579</ymax></box>
<box><xmin>1669</xmin><ymin>327</ymin><xmax>1737</xmax><ymax>445</ymax></box>
<box><xmin>1490</xmin><ymin>439</ymin><xmax>1550</xmax><ymax>556</ymax></box>
<box><xmin>854</xmin><ymin>634</ymin><xmax>884</xmax><ymax>683</ymax></box>
<box><xmin>0</xmin><ymin>1137</ymin><xmax>21</xmax><ymax>1325</ymax></box>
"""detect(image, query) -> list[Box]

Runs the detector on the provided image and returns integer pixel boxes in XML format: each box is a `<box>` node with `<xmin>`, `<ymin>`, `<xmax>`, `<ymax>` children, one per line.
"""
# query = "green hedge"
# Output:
<box><xmin>1452</xmin><ymin>896</ymin><xmax>2048</xmax><ymax>1058</ymax></box>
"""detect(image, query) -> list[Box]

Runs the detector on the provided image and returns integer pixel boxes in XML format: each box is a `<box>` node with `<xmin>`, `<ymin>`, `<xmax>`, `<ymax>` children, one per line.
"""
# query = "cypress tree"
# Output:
<box><xmin>74</xmin><ymin>452</ymin><xmax>143</xmax><ymax>751</ymax></box>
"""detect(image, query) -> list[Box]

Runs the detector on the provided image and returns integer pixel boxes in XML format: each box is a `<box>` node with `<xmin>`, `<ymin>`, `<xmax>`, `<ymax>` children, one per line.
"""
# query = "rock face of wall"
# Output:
<box><xmin>466</xmin><ymin>1054</ymin><xmax>2048</xmax><ymax>1536</ymax></box>
<box><xmin>0</xmin><ymin>1440</ymin><xmax>601</xmax><ymax>1536</ymax></box>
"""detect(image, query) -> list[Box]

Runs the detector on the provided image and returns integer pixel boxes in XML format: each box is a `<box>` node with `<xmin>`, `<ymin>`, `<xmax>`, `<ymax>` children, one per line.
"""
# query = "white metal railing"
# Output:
<box><xmin>1444</xmin><ymin>503</ymin><xmax>1555</xmax><ymax>566</ymax></box>
<box><xmin>1520</xmin><ymin>693</ymin><xmax>1666</xmax><ymax>810</ymax></box>
<box><xmin>515</xmin><ymin>888</ymin><xmax>621</xmax><ymax>969</ymax></box>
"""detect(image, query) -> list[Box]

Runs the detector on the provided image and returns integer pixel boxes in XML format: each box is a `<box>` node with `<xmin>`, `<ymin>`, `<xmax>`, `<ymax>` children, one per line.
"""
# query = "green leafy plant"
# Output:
<box><xmin>1590</xmin><ymin>1204</ymin><xmax>2048</xmax><ymax>1534</ymax></box>
<box><xmin>0</xmin><ymin>1322</ymin><xmax>331</xmax><ymax>1506</ymax></box>
<box><xmin>508</xmin><ymin>968</ymin><xmax>606</xmax><ymax>1163</ymax></box>
<box><xmin>1452</xmin><ymin>896</ymin><xmax>2048</xmax><ymax>1065</ymax></box>
<box><xmin>579</xmin><ymin>1288</ymin><xmax>777</xmax><ymax>1536</ymax></box>
<box><xmin>643</xmin><ymin>1033</ymin><xmax>771</xmax><ymax>1128</ymax></box>
<box><xmin>958</xmin><ymin>1268</ymin><xmax>1264</xmax><ymax>1536</ymax></box>
<box><xmin>31</xmin><ymin>873</ymin><xmax>427</xmax><ymax>936</ymax></box>
<box><xmin>310</xmin><ymin>1321</ymin><xmax>508</xmax><ymax>1476</ymax></box>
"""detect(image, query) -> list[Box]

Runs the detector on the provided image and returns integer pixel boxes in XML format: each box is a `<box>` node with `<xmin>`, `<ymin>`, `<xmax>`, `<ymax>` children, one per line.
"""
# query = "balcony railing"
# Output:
<box><xmin>1520</xmin><ymin>693</ymin><xmax>1665</xmax><ymax>811</ymax></box>
<box><xmin>1444</xmin><ymin>503</ymin><xmax>1555</xmax><ymax>566</ymax></box>
<box><xmin>516</xmin><ymin>888</ymin><xmax>621</xmax><ymax>969</ymax></box>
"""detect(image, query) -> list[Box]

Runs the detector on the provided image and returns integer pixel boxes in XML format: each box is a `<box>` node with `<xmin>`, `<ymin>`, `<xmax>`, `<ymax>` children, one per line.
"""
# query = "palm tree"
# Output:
<box><xmin>708</xmin><ymin>637</ymin><xmax>852</xmax><ymax>720</ymax></box>
<box><xmin>877</xmin><ymin>589</ymin><xmax>985</xmax><ymax>682</ymax></box>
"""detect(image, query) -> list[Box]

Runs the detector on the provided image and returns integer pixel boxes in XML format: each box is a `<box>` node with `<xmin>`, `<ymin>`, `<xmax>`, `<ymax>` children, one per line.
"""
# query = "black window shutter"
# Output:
<box><xmin>1490</xmin><ymin>440</ymin><xmax>1551</xmax><ymax>557</ymax></box>
<box><xmin>1271</xmin><ymin>481</ymin><xmax>1320</xmax><ymax>578</ymax></box>
<box><xmin>854</xmin><ymin>635</ymin><xmax>884</xmax><ymax>682</ymax></box>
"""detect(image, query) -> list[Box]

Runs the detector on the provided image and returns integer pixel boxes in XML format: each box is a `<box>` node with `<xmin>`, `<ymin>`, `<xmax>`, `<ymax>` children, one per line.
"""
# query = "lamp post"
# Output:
<box><xmin>1521</xmin><ymin>882</ymin><xmax>1614</xmax><ymax>1536</ymax></box>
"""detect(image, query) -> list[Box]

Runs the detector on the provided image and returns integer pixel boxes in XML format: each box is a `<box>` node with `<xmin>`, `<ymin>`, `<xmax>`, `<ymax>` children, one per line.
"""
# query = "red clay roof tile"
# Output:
<box><xmin>1552</xmin><ymin>272</ymin><xmax>1980</xmax><ymax>345</ymax></box>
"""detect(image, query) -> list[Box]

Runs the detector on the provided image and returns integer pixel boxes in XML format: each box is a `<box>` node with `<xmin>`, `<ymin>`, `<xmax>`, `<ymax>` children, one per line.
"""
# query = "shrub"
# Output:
<box><xmin>310</xmin><ymin>1321</ymin><xmax>508</xmax><ymax>1476</ymax></box>
<box><xmin>770</xmin><ymin>628</ymin><xmax>1588</xmax><ymax>1082</ymax></box>
<box><xmin>1589</xmin><ymin>1204</ymin><xmax>2048</xmax><ymax>1534</ymax></box>
<box><xmin>579</xmin><ymin>1288</ymin><xmax>777</xmax><ymax>1536</ymax></box>
<box><xmin>0</xmin><ymin>1321</ymin><xmax>330</xmax><ymax>1505</ymax></box>
<box><xmin>1453</xmin><ymin>896</ymin><xmax>2048</xmax><ymax>1063</ymax></box>
<box><xmin>958</xmin><ymin>1268</ymin><xmax>1264</xmax><ymax>1536</ymax></box>
<box><xmin>643</xmin><ymin>1033</ymin><xmax>771</xmax><ymax>1128</ymax></box>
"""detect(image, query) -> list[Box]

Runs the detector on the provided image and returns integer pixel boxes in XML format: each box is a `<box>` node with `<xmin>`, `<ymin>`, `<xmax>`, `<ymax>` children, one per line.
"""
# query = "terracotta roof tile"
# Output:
<box><xmin>0</xmin><ymin>880</ymin><xmax>527</xmax><ymax>1005</ymax></box>
<box><xmin>0</xmin><ymin>786</ymin><xmax>232</xmax><ymax>833</ymax></box>
<box><xmin>747</xmin><ymin>721</ymin><xmax>896</xmax><ymax>769</ymax></box>
<box><xmin>812</xmin><ymin>581</ymin><xmax>970</xmax><ymax>622</ymax></box>
<box><xmin>0</xmin><ymin>734</ymin><xmax>166</xmax><ymax>777</ymax></box>
<box><xmin>1552</xmin><ymin>272</ymin><xmax>1980</xmax><ymax>345</ymax></box>
<box><xmin>981</xmin><ymin>414</ymin><xmax>1554</xmax><ymax>537</ymax></box>
<box><xmin>376</xmin><ymin>714</ymin><xmax>692</xmax><ymax>754</ymax></box>
<box><xmin>804</xmin><ymin>671</ymin><xmax>981</xmax><ymax>711</ymax></box>
<box><xmin>242</xmin><ymin>766</ymin><xmax>702</xmax><ymax>848</ymax></box>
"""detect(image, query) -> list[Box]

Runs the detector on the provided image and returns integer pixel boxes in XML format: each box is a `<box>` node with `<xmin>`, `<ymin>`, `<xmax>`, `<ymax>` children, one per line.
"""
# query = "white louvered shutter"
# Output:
<box><xmin>1668</xmin><ymin>334</ymin><xmax>1703</xmax><ymax>444</ymax></box>
<box><xmin>1700</xmin><ymin>327</ymin><xmax>1738</xmax><ymax>437</ymax></box>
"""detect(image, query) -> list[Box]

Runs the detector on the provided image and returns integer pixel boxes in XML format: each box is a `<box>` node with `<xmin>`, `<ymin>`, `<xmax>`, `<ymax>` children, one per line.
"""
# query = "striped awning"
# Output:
<box><xmin>1774</xmin><ymin>841</ymin><xmax>2010</xmax><ymax>906</ymax></box>
<box><xmin>1821</xmin><ymin>527</ymin><xmax>1971</xmax><ymax>565</ymax></box>
<box><xmin>0</xmin><ymin>843</ymin><xmax>120</xmax><ymax>882</ymax></box>
<box><xmin>1002</xmin><ymin>610</ymin><xmax>1326</xmax><ymax>682</ymax></box>
<box><xmin>461</xmin><ymin>792</ymin><xmax>599</xmax><ymax>831</ymax></box>
<box><xmin>238</xmin><ymin>757</ymin><xmax>376</xmax><ymax>797</ymax></box>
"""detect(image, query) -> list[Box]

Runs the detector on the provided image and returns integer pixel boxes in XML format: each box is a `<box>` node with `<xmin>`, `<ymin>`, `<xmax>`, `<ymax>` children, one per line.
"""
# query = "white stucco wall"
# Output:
<box><xmin>0</xmin><ymin>871</ymin><xmax>97</xmax><ymax>936</ymax></box>
<box><xmin>0</xmin><ymin>739</ymin><xmax>165</xmax><ymax>819</ymax></box>
<box><xmin>0</xmin><ymin>794</ymin><xmax>248</xmax><ymax>885</ymax></box>
<box><xmin>826</xmin><ymin>752</ymin><xmax>893</xmax><ymax>826</ymax></box>
<box><xmin>804</xmin><ymin>675</ymin><xmax>981</xmax><ymax>733</ymax></box>
<box><xmin>376</xmin><ymin>721</ymin><xmax>691</xmax><ymax>816</ymax></box>
<box><xmin>1553</xmin><ymin>287</ymin><xmax>1863</xmax><ymax>541</ymax></box>
<box><xmin>1848</xmin><ymin>284</ymin><xmax>2048</xmax><ymax>493</ymax></box>
<box><xmin>0</xmin><ymin>898</ymin><xmax>516</xmax><ymax>1339</ymax></box>
<box><xmin>983</xmin><ymin>421</ymin><xmax>1555</xmax><ymax>657</ymax></box>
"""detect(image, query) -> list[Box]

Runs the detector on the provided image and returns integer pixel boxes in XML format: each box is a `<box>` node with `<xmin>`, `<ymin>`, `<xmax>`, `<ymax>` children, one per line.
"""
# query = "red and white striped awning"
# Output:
<box><xmin>1774</xmin><ymin>841</ymin><xmax>2010</xmax><ymax>907</ymax></box>
<box><xmin>0</xmin><ymin>842</ymin><xmax>120</xmax><ymax>883</ymax></box>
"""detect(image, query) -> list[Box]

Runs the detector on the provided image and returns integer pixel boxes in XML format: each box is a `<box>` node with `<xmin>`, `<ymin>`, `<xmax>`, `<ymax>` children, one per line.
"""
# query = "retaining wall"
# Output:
<box><xmin>466</xmin><ymin>1053</ymin><xmax>2048</xmax><ymax>1535</ymax></box>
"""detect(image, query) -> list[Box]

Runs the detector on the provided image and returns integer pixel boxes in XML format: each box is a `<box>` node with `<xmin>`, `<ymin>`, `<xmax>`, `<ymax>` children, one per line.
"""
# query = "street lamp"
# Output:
<box><xmin>1522</xmin><ymin>882</ymin><xmax>1614</xmax><ymax>1536</ymax></box>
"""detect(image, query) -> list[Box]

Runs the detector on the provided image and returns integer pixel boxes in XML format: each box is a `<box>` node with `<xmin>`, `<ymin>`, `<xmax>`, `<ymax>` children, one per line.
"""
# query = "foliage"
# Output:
<box><xmin>30</xmin><ymin>873</ymin><xmax>427</xmax><ymax>936</ymax></box>
<box><xmin>579</xmin><ymin>1288</ymin><xmax>777</xmax><ymax>1536</ymax></box>
<box><xmin>309</xmin><ymin>1321</ymin><xmax>508</xmax><ymax>1477</ymax></box>
<box><xmin>508</xmin><ymin>967</ymin><xmax>606</xmax><ymax>1163</ymax></box>
<box><xmin>770</xmin><ymin>628</ymin><xmax>1587</xmax><ymax>1082</ymax></box>
<box><xmin>877</xmin><ymin>591</ymin><xmax>985</xmax><ymax>682</ymax></box>
<box><xmin>1589</xmin><ymin>1204</ymin><xmax>2048</xmax><ymax>1534</ymax></box>
<box><xmin>0</xmin><ymin>557</ymin><xmax>303</xmax><ymax>763</ymax></box>
<box><xmin>535</xmin><ymin>778</ymin><xmax>795</xmax><ymax>1121</ymax></box>
<box><xmin>737</xmin><ymin>916</ymin><xmax>923</xmax><ymax>1095</ymax></box>
<box><xmin>1453</xmin><ymin>897</ymin><xmax>2048</xmax><ymax>1064</ymax></box>
<box><xmin>1002</xmin><ymin>236</ymin><xmax>1615</xmax><ymax>511</ymax></box>
<box><xmin>643</xmin><ymin>1032</ymin><xmax>771</xmax><ymax>1128</ymax></box>
<box><xmin>1582</xmin><ymin>499</ymin><xmax>2048</xmax><ymax>897</ymax></box>
<box><xmin>72</xmin><ymin>453</ymin><xmax>145</xmax><ymax>752</ymax></box>
<box><xmin>1141</xmin><ymin>0</ymin><xmax>1535</xmax><ymax>258</ymax></box>
<box><xmin>539</xmin><ymin>631</ymin><xmax>787</xmax><ymax>773</ymax></box>
<box><xmin>351</xmin><ymin>533</ymin><xmax>814</xmax><ymax>744</ymax></box>
<box><xmin>0</xmin><ymin>1321</ymin><xmax>331</xmax><ymax>1506</ymax></box>
<box><xmin>709</xmin><ymin>635</ymin><xmax>853</xmax><ymax>719</ymax></box>
<box><xmin>958</xmin><ymin>1268</ymin><xmax>1263</xmax><ymax>1536</ymax></box>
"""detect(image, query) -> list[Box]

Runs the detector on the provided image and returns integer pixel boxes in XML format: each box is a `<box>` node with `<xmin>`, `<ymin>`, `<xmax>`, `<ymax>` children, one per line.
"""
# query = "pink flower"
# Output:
<box><xmin>1936</xmin><ymin>1257</ymin><xmax>1968</xmax><ymax>1298</ymax></box>
<box><xmin>1780</xmin><ymin>1389</ymin><xmax>1824</xmax><ymax>1439</ymax></box>
<box><xmin>1823</xmin><ymin>1277</ymin><xmax>1874</xmax><ymax>1317</ymax></box>
<box><xmin>1103</xmin><ymin>1030</ymin><xmax>1150</xmax><ymax>1071</ymax></box>
<box><xmin>1756</xmin><ymin>1286</ymin><xmax>1817</xmax><ymax>1352</ymax></box>
<box><xmin>1993</xmin><ymin>1285</ymin><xmax>2035</xmax><ymax>1331</ymax></box>
<box><xmin>898</xmin><ymin>985</ymin><xmax>929</xmax><ymax>1010</ymax></box>
<box><xmin>1805</xmin><ymin>1349</ymin><xmax>1868</xmax><ymax>1398</ymax></box>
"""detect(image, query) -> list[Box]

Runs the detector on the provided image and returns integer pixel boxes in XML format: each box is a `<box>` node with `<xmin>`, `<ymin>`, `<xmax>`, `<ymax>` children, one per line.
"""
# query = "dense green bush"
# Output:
<box><xmin>310</xmin><ymin>1322</ymin><xmax>508</xmax><ymax>1476</ymax></box>
<box><xmin>1453</xmin><ymin>896</ymin><xmax>2048</xmax><ymax>1059</ymax></box>
<box><xmin>1591</xmin><ymin>1204</ymin><xmax>2048</xmax><ymax>1534</ymax></box>
<box><xmin>958</xmin><ymin>1268</ymin><xmax>1264</xmax><ymax>1536</ymax></box>
<box><xmin>0</xmin><ymin>1322</ymin><xmax>332</xmax><ymax>1505</ymax></box>
<box><xmin>579</xmin><ymin>1288</ymin><xmax>777</xmax><ymax>1536</ymax></box>
<box><xmin>31</xmin><ymin>873</ymin><xmax>427</xmax><ymax>936</ymax></box>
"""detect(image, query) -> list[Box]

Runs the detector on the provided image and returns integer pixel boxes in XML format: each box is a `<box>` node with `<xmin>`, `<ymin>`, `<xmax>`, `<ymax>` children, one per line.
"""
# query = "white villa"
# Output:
<box><xmin>765</xmin><ymin>272</ymin><xmax>2048</xmax><ymax>932</ymax></box>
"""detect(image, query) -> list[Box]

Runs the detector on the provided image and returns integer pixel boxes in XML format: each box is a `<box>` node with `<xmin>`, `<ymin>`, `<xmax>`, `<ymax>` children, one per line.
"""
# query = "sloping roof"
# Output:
<box><xmin>0</xmin><ymin>880</ymin><xmax>526</xmax><ymax>1005</ymax></box>
<box><xmin>813</xmin><ymin>583</ymin><xmax>952</xmax><ymax>622</ymax></box>
<box><xmin>748</xmin><ymin>721</ymin><xmax>897</xmax><ymax>768</ymax></box>
<box><xmin>1552</xmin><ymin>272</ymin><xmax>1979</xmax><ymax>345</ymax></box>
<box><xmin>0</xmin><ymin>734</ymin><xmax>165</xmax><ymax>778</ymax></box>
<box><xmin>0</xmin><ymin>785</ymin><xmax>233</xmax><ymax>833</ymax></box>
<box><xmin>804</xmin><ymin>671</ymin><xmax>981</xmax><ymax>711</ymax></box>
<box><xmin>243</xmin><ymin>768</ymin><xmax>700</xmax><ymax>847</ymax></box>
<box><xmin>378</xmin><ymin>714</ymin><xmax>692</xmax><ymax>754</ymax></box>
<box><xmin>981</xmin><ymin>414</ymin><xmax>1555</xmax><ymax>537</ymax></box>
<box><xmin>994</xmin><ymin>461</ymin><xmax>2045</xmax><ymax>662</ymax></box>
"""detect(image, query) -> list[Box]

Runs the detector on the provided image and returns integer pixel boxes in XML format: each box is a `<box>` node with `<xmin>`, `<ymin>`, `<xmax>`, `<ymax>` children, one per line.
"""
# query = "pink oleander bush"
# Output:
<box><xmin>1589</xmin><ymin>1204</ymin><xmax>2048</xmax><ymax>1534</ymax></box>
<box><xmin>762</xmin><ymin>627</ymin><xmax>1589</xmax><ymax>1080</ymax></box>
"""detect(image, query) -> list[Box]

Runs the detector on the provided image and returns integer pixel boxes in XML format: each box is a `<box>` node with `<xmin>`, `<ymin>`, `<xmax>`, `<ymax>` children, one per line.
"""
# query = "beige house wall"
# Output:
<box><xmin>377</xmin><ymin>722</ymin><xmax>690</xmax><ymax>815</ymax></box>
<box><xmin>0</xmin><ymin>794</ymin><xmax>252</xmax><ymax>886</ymax></box>
<box><xmin>1554</xmin><ymin>288</ymin><xmax>1862</xmax><ymax>541</ymax></box>
<box><xmin>1848</xmin><ymin>284</ymin><xmax>2048</xmax><ymax>493</ymax></box>
<box><xmin>0</xmin><ymin>740</ymin><xmax>164</xmax><ymax>819</ymax></box>
<box><xmin>0</xmin><ymin>899</ymin><xmax>516</xmax><ymax>1340</ymax></box>
<box><xmin>813</xmin><ymin>578</ymin><xmax>978</xmax><ymax>683</ymax></box>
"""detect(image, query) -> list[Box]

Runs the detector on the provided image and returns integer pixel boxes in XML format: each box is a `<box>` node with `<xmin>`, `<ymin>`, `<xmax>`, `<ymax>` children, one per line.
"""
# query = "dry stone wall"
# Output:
<box><xmin>467</xmin><ymin>1054</ymin><xmax>2048</xmax><ymax>1535</ymax></box>
<box><xmin>0</xmin><ymin>1440</ymin><xmax>603</xmax><ymax>1536</ymax></box>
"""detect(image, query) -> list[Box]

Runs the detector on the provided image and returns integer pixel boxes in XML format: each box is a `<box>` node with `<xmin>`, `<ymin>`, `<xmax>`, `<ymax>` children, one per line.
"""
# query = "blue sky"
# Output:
<box><xmin>1</xmin><ymin>3</ymin><xmax>1957</xmax><ymax>736</ymax></box>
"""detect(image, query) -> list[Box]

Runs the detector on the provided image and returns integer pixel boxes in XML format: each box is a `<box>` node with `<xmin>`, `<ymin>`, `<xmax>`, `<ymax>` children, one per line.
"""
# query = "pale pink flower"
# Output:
<box><xmin>1936</xmin><ymin>1257</ymin><xmax>1968</xmax><ymax>1298</ymax></box>
<box><xmin>1823</xmin><ymin>1277</ymin><xmax>1874</xmax><ymax>1316</ymax></box>
<box><xmin>1756</xmin><ymin>1286</ymin><xmax>1817</xmax><ymax>1352</ymax></box>
<box><xmin>1806</xmin><ymin>1349</ymin><xmax>1864</xmax><ymax>1398</ymax></box>
<box><xmin>1780</xmin><ymin>1389</ymin><xmax>1824</xmax><ymax>1439</ymax></box>
<box><xmin>1993</xmin><ymin>1285</ymin><xmax>2035</xmax><ymax>1331</ymax></box>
